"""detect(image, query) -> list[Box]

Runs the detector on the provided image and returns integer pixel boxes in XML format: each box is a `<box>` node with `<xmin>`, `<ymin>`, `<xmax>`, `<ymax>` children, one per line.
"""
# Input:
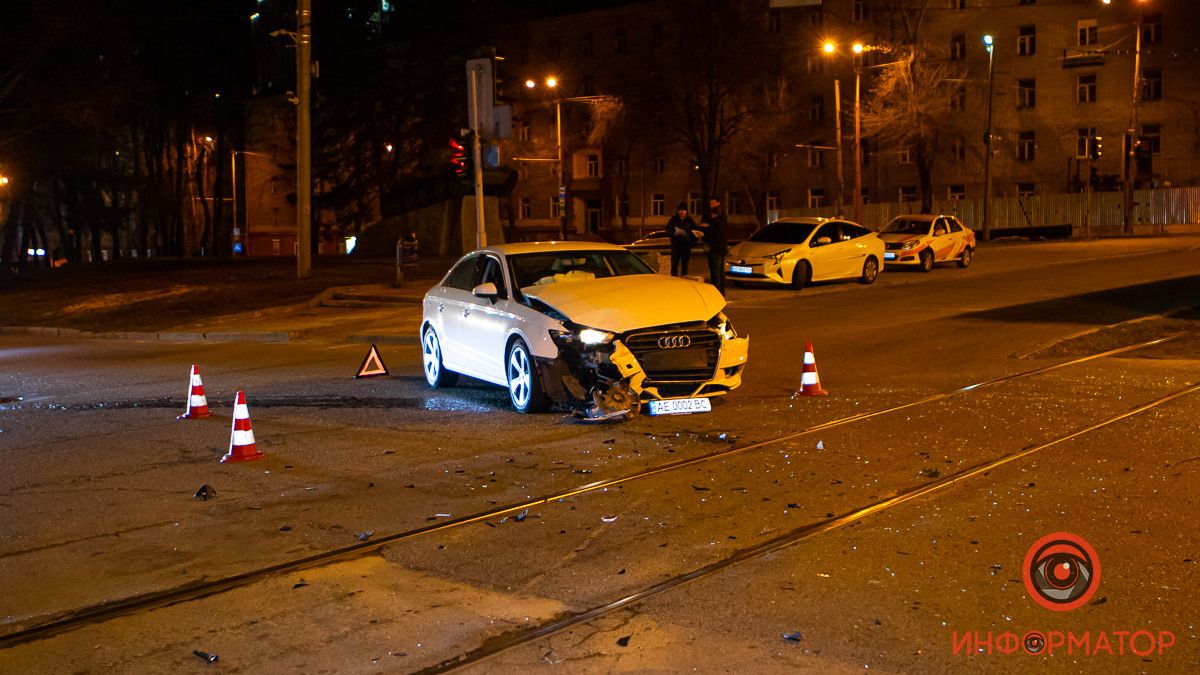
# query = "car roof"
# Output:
<box><xmin>479</xmin><ymin>241</ymin><xmax>629</xmax><ymax>256</ymax></box>
<box><xmin>887</xmin><ymin>214</ymin><xmax>955</xmax><ymax>222</ymax></box>
<box><xmin>769</xmin><ymin>217</ymin><xmax>830</xmax><ymax>225</ymax></box>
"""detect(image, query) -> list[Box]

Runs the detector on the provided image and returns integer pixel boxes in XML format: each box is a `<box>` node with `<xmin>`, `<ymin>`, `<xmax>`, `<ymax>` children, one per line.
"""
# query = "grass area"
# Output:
<box><xmin>0</xmin><ymin>257</ymin><xmax>420</xmax><ymax>332</ymax></box>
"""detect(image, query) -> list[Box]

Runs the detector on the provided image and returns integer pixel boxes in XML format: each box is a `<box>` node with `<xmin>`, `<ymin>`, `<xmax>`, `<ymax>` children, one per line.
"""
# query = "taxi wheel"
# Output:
<box><xmin>790</xmin><ymin>260</ymin><xmax>810</xmax><ymax>290</ymax></box>
<box><xmin>506</xmin><ymin>339</ymin><xmax>549</xmax><ymax>414</ymax></box>
<box><xmin>958</xmin><ymin>248</ymin><xmax>973</xmax><ymax>268</ymax></box>
<box><xmin>859</xmin><ymin>256</ymin><xmax>879</xmax><ymax>285</ymax></box>
<box><xmin>422</xmin><ymin>326</ymin><xmax>458</xmax><ymax>388</ymax></box>
<box><xmin>918</xmin><ymin>250</ymin><xmax>934</xmax><ymax>273</ymax></box>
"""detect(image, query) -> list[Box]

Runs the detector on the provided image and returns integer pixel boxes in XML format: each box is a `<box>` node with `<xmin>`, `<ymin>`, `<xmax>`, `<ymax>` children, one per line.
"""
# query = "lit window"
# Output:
<box><xmin>520</xmin><ymin>198</ymin><xmax>532</xmax><ymax>220</ymax></box>
<box><xmin>1018</xmin><ymin>25</ymin><xmax>1036</xmax><ymax>56</ymax></box>
<box><xmin>652</xmin><ymin>193</ymin><xmax>665</xmax><ymax>216</ymax></box>
<box><xmin>1078</xmin><ymin>19</ymin><xmax>1098</xmax><ymax>47</ymax></box>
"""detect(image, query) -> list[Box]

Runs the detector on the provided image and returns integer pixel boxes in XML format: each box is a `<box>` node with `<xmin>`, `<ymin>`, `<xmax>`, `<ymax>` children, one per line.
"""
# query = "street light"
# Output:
<box><xmin>982</xmin><ymin>34</ymin><xmax>995</xmax><ymax>242</ymax></box>
<box><xmin>822</xmin><ymin>41</ymin><xmax>865</xmax><ymax>224</ymax></box>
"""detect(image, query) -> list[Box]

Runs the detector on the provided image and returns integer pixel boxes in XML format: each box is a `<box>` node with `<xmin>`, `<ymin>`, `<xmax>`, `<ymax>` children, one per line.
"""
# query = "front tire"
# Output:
<box><xmin>506</xmin><ymin>339</ymin><xmax>548</xmax><ymax>413</ymax></box>
<box><xmin>790</xmin><ymin>260</ymin><xmax>810</xmax><ymax>290</ymax></box>
<box><xmin>957</xmin><ymin>247</ymin><xmax>973</xmax><ymax>268</ymax></box>
<box><xmin>918</xmin><ymin>250</ymin><xmax>934</xmax><ymax>273</ymax></box>
<box><xmin>422</xmin><ymin>327</ymin><xmax>458</xmax><ymax>388</ymax></box>
<box><xmin>859</xmin><ymin>256</ymin><xmax>879</xmax><ymax>285</ymax></box>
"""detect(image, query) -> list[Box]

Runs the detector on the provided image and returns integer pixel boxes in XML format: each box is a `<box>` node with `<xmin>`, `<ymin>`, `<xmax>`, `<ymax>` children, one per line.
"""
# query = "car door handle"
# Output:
<box><xmin>437</xmin><ymin>303</ymin><xmax>444</xmax><ymax>312</ymax></box>
<box><xmin>462</xmin><ymin>307</ymin><xmax>471</xmax><ymax>317</ymax></box>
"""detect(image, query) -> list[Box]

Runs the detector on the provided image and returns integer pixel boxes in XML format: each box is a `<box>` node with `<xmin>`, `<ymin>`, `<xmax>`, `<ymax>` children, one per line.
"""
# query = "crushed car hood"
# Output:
<box><xmin>523</xmin><ymin>274</ymin><xmax>726</xmax><ymax>333</ymax></box>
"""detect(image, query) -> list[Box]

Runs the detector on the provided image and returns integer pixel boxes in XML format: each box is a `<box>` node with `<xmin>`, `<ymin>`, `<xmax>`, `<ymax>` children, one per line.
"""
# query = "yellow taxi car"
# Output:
<box><xmin>879</xmin><ymin>214</ymin><xmax>976</xmax><ymax>272</ymax></box>
<box><xmin>723</xmin><ymin>217</ymin><xmax>884</xmax><ymax>290</ymax></box>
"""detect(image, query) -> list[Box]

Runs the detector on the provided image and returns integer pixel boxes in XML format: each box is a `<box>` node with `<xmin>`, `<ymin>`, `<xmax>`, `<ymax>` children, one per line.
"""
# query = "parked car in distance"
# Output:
<box><xmin>879</xmin><ymin>214</ymin><xmax>975</xmax><ymax>271</ymax></box>
<box><xmin>628</xmin><ymin>229</ymin><xmax>708</xmax><ymax>254</ymax></box>
<box><xmin>421</xmin><ymin>242</ymin><xmax>749</xmax><ymax>419</ymax></box>
<box><xmin>723</xmin><ymin>217</ymin><xmax>884</xmax><ymax>290</ymax></box>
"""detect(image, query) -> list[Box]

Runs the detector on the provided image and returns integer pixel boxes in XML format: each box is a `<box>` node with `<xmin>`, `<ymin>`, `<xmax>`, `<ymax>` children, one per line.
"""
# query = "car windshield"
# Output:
<box><xmin>509</xmin><ymin>250</ymin><xmax>654</xmax><ymax>288</ymax></box>
<box><xmin>747</xmin><ymin>221</ymin><xmax>817</xmax><ymax>244</ymax></box>
<box><xmin>882</xmin><ymin>218</ymin><xmax>931</xmax><ymax>235</ymax></box>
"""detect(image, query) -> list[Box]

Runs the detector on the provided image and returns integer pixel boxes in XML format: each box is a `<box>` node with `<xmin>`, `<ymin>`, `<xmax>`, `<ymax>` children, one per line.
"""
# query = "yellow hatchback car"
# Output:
<box><xmin>724</xmin><ymin>217</ymin><xmax>884</xmax><ymax>290</ymax></box>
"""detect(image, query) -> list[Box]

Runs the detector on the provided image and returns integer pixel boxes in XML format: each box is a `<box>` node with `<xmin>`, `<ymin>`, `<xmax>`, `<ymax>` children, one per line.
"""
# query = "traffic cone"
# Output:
<box><xmin>798</xmin><ymin>342</ymin><xmax>829</xmax><ymax>397</ymax></box>
<box><xmin>221</xmin><ymin>391</ymin><xmax>263</xmax><ymax>463</ymax></box>
<box><xmin>182</xmin><ymin>364</ymin><xmax>211</xmax><ymax>419</ymax></box>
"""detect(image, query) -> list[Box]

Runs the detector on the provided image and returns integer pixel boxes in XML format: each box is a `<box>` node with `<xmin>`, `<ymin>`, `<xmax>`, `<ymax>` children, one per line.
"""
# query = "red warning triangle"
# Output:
<box><xmin>354</xmin><ymin>344</ymin><xmax>389</xmax><ymax>379</ymax></box>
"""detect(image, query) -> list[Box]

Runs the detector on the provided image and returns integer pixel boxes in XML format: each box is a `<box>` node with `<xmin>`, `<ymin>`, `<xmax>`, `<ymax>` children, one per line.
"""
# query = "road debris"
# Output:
<box><xmin>782</xmin><ymin>631</ymin><xmax>804</xmax><ymax>642</ymax></box>
<box><xmin>616</xmin><ymin>634</ymin><xmax>632</xmax><ymax>647</ymax></box>
<box><xmin>192</xmin><ymin>650</ymin><xmax>219</xmax><ymax>663</ymax></box>
<box><xmin>356</xmin><ymin>530</ymin><xmax>374</xmax><ymax>541</ymax></box>
<box><xmin>193</xmin><ymin>484</ymin><xmax>216</xmax><ymax>501</ymax></box>
<box><xmin>816</xmin><ymin>440</ymin><xmax>825</xmax><ymax>450</ymax></box>
<box><xmin>514</xmin><ymin>509</ymin><xmax>529</xmax><ymax>522</ymax></box>
<box><xmin>601</xmin><ymin>515</ymin><xmax>618</xmax><ymax>523</ymax></box>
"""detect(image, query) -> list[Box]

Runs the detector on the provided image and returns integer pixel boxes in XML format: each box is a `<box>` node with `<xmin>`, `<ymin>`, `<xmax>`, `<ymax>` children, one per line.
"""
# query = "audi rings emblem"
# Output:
<box><xmin>657</xmin><ymin>334</ymin><xmax>692</xmax><ymax>349</ymax></box>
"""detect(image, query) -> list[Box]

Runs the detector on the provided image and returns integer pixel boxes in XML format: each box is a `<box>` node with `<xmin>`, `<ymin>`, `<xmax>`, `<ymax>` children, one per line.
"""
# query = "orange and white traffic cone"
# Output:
<box><xmin>798</xmin><ymin>342</ymin><xmax>829</xmax><ymax>397</ymax></box>
<box><xmin>182</xmin><ymin>364</ymin><xmax>211</xmax><ymax>419</ymax></box>
<box><xmin>221</xmin><ymin>391</ymin><xmax>263</xmax><ymax>462</ymax></box>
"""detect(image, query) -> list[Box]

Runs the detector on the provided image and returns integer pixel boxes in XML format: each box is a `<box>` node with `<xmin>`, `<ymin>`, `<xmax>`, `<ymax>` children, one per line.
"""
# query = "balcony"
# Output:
<box><xmin>1061</xmin><ymin>48</ymin><xmax>1106</xmax><ymax>69</ymax></box>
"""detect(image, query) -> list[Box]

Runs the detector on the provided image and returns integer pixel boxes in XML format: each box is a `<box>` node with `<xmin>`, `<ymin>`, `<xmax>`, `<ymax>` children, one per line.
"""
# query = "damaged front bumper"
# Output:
<box><xmin>538</xmin><ymin>326</ymin><xmax>750</xmax><ymax>420</ymax></box>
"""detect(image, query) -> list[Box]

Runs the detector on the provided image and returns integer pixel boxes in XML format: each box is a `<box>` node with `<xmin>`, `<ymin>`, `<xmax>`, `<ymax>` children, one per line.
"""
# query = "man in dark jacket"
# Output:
<box><xmin>666</xmin><ymin>202</ymin><xmax>697</xmax><ymax>276</ymax></box>
<box><xmin>698</xmin><ymin>196</ymin><xmax>728</xmax><ymax>293</ymax></box>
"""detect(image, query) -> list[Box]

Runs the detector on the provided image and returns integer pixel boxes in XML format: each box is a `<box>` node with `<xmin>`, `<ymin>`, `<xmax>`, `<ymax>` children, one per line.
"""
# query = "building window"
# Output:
<box><xmin>654</xmin><ymin>156</ymin><xmax>666</xmax><ymax>173</ymax></box>
<box><xmin>586</xmin><ymin>154</ymin><xmax>599</xmax><ymax>177</ymax></box>
<box><xmin>1078</xmin><ymin>19</ymin><xmax>1098</xmax><ymax>47</ymax></box>
<box><xmin>767</xmin><ymin>9</ymin><xmax>781</xmax><ymax>34</ymax></box>
<box><xmin>766</xmin><ymin>190</ymin><xmax>781</xmax><ymax>211</ymax></box>
<box><xmin>860</xmin><ymin>188</ymin><xmax>870</xmax><ymax>205</ymax></box>
<box><xmin>1017</xmin><ymin>182</ymin><xmax>1036</xmax><ymax>198</ymax></box>
<box><xmin>806</xmin><ymin>56</ymin><xmax>825</xmax><ymax>75</ymax></box>
<box><xmin>810</xmin><ymin>95</ymin><xmax>825</xmax><ymax>122</ymax></box>
<box><xmin>518</xmin><ymin>164</ymin><xmax>529</xmax><ymax>180</ymax></box>
<box><xmin>948</xmin><ymin>185</ymin><xmax>965</xmax><ymax>201</ymax></box>
<box><xmin>581</xmin><ymin>32</ymin><xmax>594</xmax><ymax>57</ymax></box>
<box><xmin>949</xmin><ymin>0</ymin><xmax>966</xmax><ymax>10</ymax></box>
<box><xmin>950</xmin><ymin>86</ymin><xmax>966</xmax><ymax>112</ymax></box>
<box><xmin>807</xmin><ymin>188</ymin><xmax>826</xmax><ymax>208</ymax></box>
<box><xmin>615</xmin><ymin>28</ymin><xmax>627</xmax><ymax>53</ymax></box>
<box><xmin>1077</xmin><ymin>74</ymin><xmax>1097</xmax><ymax>103</ymax></box>
<box><xmin>653</xmin><ymin>111</ymin><xmax>664</xmax><ymax>131</ymax></box>
<box><xmin>808</xmin><ymin>8</ymin><xmax>823</xmax><ymax>28</ymax></box>
<box><xmin>727</xmin><ymin>191</ymin><xmax>742</xmax><ymax>215</ymax></box>
<box><xmin>1017</xmin><ymin>79</ymin><xmax>1036</xmax><ymax>109</ymax></box>
<box><xmin>1018</xmin><ymin>130</ymin><xmax>1036</xmax><ymax>161</ymax></box>
<box><xmin>807</xmin><ymin>147</ymin><xmax>824</xmax><ymax>169</ymax></box>
<box><xmin>1019</xmin><ymin>0</ymin><xmax>1036</xmax><ymax>5</ymax></box>
<box><xmin>617</xmin><ymin>196</ymin><xmax>629</xmax><ymax>217</ymax></box>
<box><xmin>767</xmin><ymin>150</ymin><xmax>779</xmax><ymax>168</ymax></box>
<box><xmin>1140</xmin><ymin>124</ymin><xmax>1161</xmax><ymax>155</ymax></box>
<box><xmin>550</xmin><ymin>197</ymin><xmax>561</xmax><ymax>218</ymax></box>
<box><xmin>854</xmin><ymin>0</ymin><xmax>868</xmax><ymax>22</ymax></box>
<box><xmin>520</xmin><ymin>198</ymin><xmax>531</xmax><ymax>220</ymax></box>
<box><xmin>1141</xmin><ymin>68</ymin><xmax>1162</xmax><ymax>102</ymax></box>
<box><xmin>1018</xmin><ymin>25</ymin><xmax>1036</xmax><ymax>56</ymax></box>
<box><xmin>614</xmin><ymin>157</ymin><xmax>627</xmax><ymax>176</ymax></box>
<box><xmin>899</xmin><ymin>186</ymin><xmax>916</xmax><ymax>203</ymax></box>
<box><xmin>1142</xmin><ymin>13</ymin><xmax>1162</xmax><ymax>46</ymax></box>
<box><xmin>951</xmin><ymin>137</ymin><xmax>965</xmax><ymax>162</ymax></box>
<box><xmin>1075</xmin><ymin>128</ymin><xmax>1096</xmax><ymax>159</ymax></box>
<box><xmin>898</xmin><ymin>146</ymin><xmax>913</xmax><ymax>164</ymax></box>
<box><xmin>688</xmin><ymin>191</ymin><xmax>702</xmax><ymax>215</ymax></box>
<box><xmin>517</xmin><ymin>122</ymin><xmax>530</xmax><ymax>142</ymax></box>
<box><xmin>582</xmin><ymin>77</ymin><xmax>595</xmax><ymax>96</ymax></box>
<box><xmin>651</xmin><ymin>193</ymin><xmax>665</xmax><ymax>216</ymax></box>
<box><xmin>950</xmin><ymin>32</ymin><xmax>966</xmax><ymax>60</ymax></box>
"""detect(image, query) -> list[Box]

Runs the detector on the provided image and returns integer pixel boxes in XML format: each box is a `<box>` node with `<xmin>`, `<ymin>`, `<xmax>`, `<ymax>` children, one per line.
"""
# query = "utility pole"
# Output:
<box><xmin>833</xmin><ymin>78</ymin><xmax>844</xmax><ymax>217</ymax></box>
<box><xmin>982</xmin><ymin>34</ymin><xmax>995</xmax><ymax>242</ymax></box>
<box><xmin>556</xmin><ymin>98</ymin><xmax>566</xmax><ymax>239</ymax></box>
<box><xmin>295</xmin><ymin>0</ymin><xmax>313</xmax><ymax>278</ymax></box>
<box><xmin>854</xmin><ymin>65</ymin><xmax>863</xmax><ymax>225</ymax></box>
<box><xmin>1123</xmin><ymin>11</ymin><xmax>1144</xmax><ymax>235</ymax></box>
<box><xmin>468</xmin><ymin>65</ymin><xmax>487</xmax><ymax>248</ymax></box>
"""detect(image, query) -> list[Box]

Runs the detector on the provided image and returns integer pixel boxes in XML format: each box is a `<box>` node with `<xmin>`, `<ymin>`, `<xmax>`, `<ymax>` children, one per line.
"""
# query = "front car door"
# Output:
<box><xmin>434</xmin><ymin>253</ymin><xmax>484</xmax><ymax>374</ymax></box>
<box><xmin>931</xmin><ymin>217</ymin><xmax>957</xmax><ymax>261</ymax></box>
<box><xmin>456</xmin><ymin>254</ymin><xmax>517</xmax><ymax>383</ymax></box>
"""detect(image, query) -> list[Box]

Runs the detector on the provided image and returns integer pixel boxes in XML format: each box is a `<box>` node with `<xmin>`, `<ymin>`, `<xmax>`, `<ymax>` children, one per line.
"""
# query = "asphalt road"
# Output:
<box><xmin>1</xmin><ymin>237</ymin><xmax>1198</xmax><ymax>673</ymax></box>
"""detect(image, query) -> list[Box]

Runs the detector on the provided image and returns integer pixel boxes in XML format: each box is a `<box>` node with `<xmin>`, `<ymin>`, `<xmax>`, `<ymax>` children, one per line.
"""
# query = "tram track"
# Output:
<box><xmin>0</xmin><ymin>333</ymin><xmax>1181</xmax><ymax>650</ymax></box>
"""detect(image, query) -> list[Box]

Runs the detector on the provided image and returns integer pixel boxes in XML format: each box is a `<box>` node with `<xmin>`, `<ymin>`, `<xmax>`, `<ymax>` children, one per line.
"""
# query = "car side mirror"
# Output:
<box><xmin>472</xmin><ymin>282</ymin><xmax>498</xmax><ymax>299</ymax></box>
<box><xmin>812</xmin><ymin>236</ymin><xmax>832</xmax><ymax>247</ymax></box>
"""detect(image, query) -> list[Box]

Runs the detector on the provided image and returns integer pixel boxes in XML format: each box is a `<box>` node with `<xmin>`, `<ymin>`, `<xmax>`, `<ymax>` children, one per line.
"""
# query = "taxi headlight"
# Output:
<box><xmin>902</xmin><ymin>239</ymin><xmax>921</xmax><ymax>250</ymax></box>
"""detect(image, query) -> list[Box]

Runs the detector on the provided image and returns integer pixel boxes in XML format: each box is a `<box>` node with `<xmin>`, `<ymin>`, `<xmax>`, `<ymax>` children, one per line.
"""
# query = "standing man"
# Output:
<box><xmin>666</xmin><ymin>201</ymin><xmax>697</xmax><ymax>277</ymax></box>
<box><xmin>698</xmin><ymin>195</ymin><xmax>728</xmax><ymax>294</ymax></box>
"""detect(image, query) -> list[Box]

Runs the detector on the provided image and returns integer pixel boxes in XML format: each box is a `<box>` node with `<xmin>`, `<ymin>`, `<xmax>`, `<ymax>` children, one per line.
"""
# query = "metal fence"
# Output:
<box><xmin>775</xmin><ymin>186</ymin><xmax>1200</xmax><ymax>233</ymax></box>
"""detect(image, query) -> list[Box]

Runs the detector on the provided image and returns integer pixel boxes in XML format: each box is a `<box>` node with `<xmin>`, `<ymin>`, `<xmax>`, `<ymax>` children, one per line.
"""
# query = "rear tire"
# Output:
<box><xmin>859</xmin><ymin>256</ymin><xmax>879</xmax><ymax>285</ymax></box>
<box><xmin>506</xmin><ymin>339</ymin><xmax>548</xmax><ymax>413</ymax></box>
<box><xmin>790</xmin><ymin>260</ymin><xmax>810</xmax><ymax>290</ymax></box>
<box><xmin>918</xmin><ymin>250</ymin><xmax>934</xmax><ymax>273</ymax></box>
<box><xmin>957</xmin><ymin>247</ymin><xmax>973</xmax><ymax>268</ymax></box>
<box><xmin>422</xmin><ymin>326</ymin><xmax>458</xmax><ymax>388</ymax></box>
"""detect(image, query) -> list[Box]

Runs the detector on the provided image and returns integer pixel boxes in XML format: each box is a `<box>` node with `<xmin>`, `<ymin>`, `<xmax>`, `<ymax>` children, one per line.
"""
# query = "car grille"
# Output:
<box><xmin>884</xmin><ymin>242</ymin><xmax>904</xmax><ymax>251</ymax></box>
<box><xmin>623</xmin><ymin>324</ymin><xmax>720</xmax><ymax>384</ymax></box>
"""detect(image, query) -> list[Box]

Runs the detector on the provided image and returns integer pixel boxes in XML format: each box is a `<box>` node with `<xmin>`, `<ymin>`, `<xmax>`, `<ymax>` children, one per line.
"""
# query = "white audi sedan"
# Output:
<box><xmin>421</xmin><ymin>242</ymin><xmax>749</xmax><ymax>419</ymax></box>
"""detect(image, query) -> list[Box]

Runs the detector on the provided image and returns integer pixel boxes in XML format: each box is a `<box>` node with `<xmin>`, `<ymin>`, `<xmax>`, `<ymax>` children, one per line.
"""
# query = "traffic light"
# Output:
<box><xmin>1089</xmin><ymin>135</ymin><xmax>1103</xmax><ymax>160</ymax></box>
<box><xmin>449</xmin><ymin>133</ymin><xmax>473</xmax><ymax>184</ymax></box>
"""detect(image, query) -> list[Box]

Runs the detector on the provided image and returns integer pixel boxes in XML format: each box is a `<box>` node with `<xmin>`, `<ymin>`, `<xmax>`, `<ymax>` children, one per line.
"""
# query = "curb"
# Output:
<box><xmin>346</xmin><ymin>334</ymin><xmax>419</xmax><ymax>346</ymax></box>
<box><xmin>0</xmin><ymin>326</ymin><xmax>291</xmax><ymax>343</ymax></box>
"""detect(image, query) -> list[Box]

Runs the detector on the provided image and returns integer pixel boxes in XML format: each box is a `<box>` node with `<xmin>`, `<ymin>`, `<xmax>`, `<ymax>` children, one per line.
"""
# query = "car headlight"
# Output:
<box><xmin>549</xmin><ymin>327</ymin><xmax>614</xmax><ymax>347</ymax></box>
<box><xmin>902</xmin><ymin>239</ymin><xmax>921</xmax><ymax>250</ymax></box>
<box><xmin>708</xmin><ymin>314</ymin><xmax>737</xmax><ymax>340</ymax></box>
<box><xmin>768</xmin><ymin>248</ymin><xmax>791</xmax><ymax>265</ymax></box>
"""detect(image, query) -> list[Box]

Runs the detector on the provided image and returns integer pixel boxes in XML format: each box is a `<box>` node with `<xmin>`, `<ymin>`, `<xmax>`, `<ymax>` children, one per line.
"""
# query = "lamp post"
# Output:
<box><xmin>982</xmin><ymin>34</ymin><xmax>995</xmax><ymax>242</ymax></box>
<box><xmin>823</xmin><ymin>41</ymin><xmax>866</xmax><ymax>224</ymax></box>
<box><xmin>1124</xmin><ymin>3</ymin><xmax>1145</xmax><ymax>235</ymax></box>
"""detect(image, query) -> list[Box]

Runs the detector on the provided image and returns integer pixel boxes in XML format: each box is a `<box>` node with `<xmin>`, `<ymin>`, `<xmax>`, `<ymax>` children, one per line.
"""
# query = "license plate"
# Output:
<box><xmin>648</xmin><ymin>397</ymin><xmax>712</xmax><ymax>416</ymax></box>
<box><xmin>729</xmin><ymin>265</ymin><xmax>752</xmax><ymax>275</ymax></box>
<box><xmin>884</xmin><ymin>252</ymin><xmax>896</xmax><ymax>260</ymax></box>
